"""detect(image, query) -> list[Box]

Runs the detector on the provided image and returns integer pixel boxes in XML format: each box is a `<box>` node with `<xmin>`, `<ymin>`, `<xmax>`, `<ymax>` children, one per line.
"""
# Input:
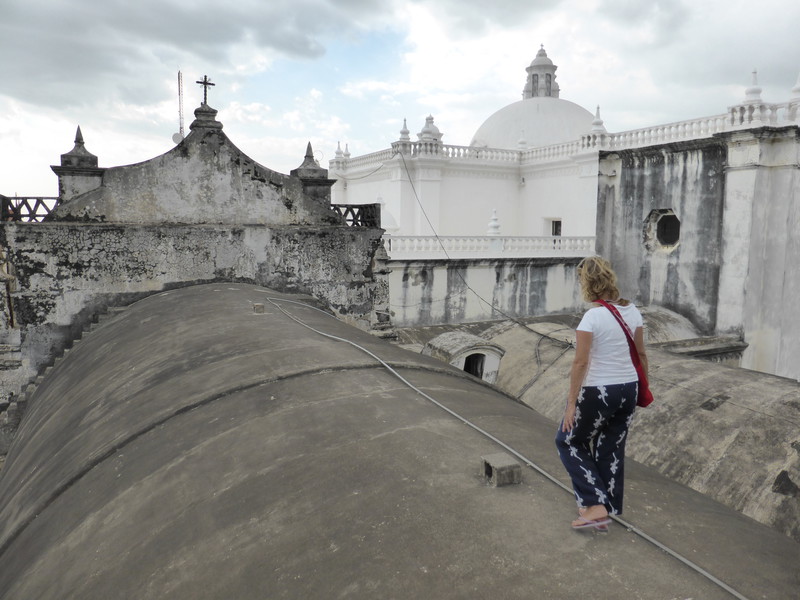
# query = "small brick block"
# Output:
<box><xmin>481</xmin><ymin>452</ymin><xmax>522</xmax><ymax>487</ymax></box>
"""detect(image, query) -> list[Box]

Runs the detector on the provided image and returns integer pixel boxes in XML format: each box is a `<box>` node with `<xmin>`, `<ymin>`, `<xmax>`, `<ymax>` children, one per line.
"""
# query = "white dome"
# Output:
<box><xmin>470</xmin><ymin>97</ymin><xmax>594</xmax><ymax>149</ymax></box>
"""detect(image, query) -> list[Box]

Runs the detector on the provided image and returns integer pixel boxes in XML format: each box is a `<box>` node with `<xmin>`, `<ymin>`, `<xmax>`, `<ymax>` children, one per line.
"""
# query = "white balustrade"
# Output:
<box><xmin>333</xmin><ymin>101</ymin><xmax>800</xmax><ymax>176</ymax></box>
<box><xmin>384</xmin><ymin>235</ymin><xmax>595</xmax><ymax>259</ymax></box>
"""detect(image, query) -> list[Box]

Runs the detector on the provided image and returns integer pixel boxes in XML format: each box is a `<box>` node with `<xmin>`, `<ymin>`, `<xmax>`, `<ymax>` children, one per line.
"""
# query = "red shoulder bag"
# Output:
<box><xmin>595</xmin><ymin>299</ymin><xmax>654</xmax><ymax>408</ymax></box>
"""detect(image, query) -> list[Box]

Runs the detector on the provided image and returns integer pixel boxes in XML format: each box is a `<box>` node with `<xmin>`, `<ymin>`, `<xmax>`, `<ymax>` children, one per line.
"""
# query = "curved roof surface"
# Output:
<box><xmin>470</xmin><ymin>97</ymin><xmax>594</xmax><ymax>149</ymax></box>
<box><xmin>0</xmin><ymin>284</ymin><xmax>797</xmax><ymax>599</ymax></box>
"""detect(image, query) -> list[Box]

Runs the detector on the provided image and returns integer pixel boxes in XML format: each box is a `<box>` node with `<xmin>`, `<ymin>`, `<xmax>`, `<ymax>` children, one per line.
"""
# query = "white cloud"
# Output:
<box><xmin>2</xmin><ymin>0</ymin><xmax>800</xmax><ymax>194</ymax></box>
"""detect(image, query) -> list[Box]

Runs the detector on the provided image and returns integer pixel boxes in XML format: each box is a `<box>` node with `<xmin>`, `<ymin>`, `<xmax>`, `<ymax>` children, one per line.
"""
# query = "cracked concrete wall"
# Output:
<box><xmin>598</xmin><ymin>128</ymin><xmax>800</xmax><ymax>380</ymax></box>
<box><xmin>597</xmin><ymin>139</ymin><xmax>727</xmax><ymax>335</ymax></box>
<box><xmin>0</xmin><ymin>222</ymin><xmax>385</xmax><ymax>425</ymax></box>
<box><xmin>719</xmin><ymin>127</ymin><xmax>800</xmax><ymax>380</ymax></box>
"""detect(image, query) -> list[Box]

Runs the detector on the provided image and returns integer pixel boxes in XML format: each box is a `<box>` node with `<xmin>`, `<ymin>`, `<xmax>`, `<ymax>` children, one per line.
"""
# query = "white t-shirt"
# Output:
<box><xmin>576</xmin><ymin>303</ymin><xmax>643</xmax><ymax>386</ymax></box>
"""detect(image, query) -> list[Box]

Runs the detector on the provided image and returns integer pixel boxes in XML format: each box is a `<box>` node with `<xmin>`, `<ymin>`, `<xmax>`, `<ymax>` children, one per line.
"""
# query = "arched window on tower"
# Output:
<box><xmin>532</xmin><ymin>74</ymin><xmax>539</xmax><ymax>97</ymax></box>
<box><xmin>546</xmin><ymin>74</ymin><xmax>552</xmax><ymax>96</ymax></box>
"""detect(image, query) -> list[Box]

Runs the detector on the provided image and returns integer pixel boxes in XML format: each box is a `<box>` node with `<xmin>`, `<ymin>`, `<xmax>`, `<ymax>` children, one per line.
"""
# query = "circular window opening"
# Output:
<box><xmin>657</xmin><ymin>214</ymin><xmax>680</xmax><ymax>245</ymax></box>
<box><xmin>644</xmin><ymin>209</ymin><xmax>680</xmax><ymax>252</ymax></box>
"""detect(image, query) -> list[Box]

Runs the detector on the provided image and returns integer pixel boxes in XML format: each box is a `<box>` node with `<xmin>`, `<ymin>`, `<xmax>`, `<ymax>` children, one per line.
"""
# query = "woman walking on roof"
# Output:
<box><xmin>555</xmin><ymin>256</ymin><xmax>649</xmax><ymax>530</ymax></box>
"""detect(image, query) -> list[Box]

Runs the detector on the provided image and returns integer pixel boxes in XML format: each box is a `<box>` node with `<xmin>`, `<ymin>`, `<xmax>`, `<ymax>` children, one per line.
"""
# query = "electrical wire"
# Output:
<box><xmin>393</xmin><ymin>149</ymin><xmax>577</xmax><ymax>352</ymax></box>
<box><xmin>336</xmin><ymin>162</ymin><xmax>387</xmax><ymax>181</ymax></box>
<box><xmin>266</xmin><ymin>296</ymin><xmax>753</xmax><ymax>600</ymax></box>
<box><xmin>343</xmin><ymin>148</ymin><xmax>583</xmax><ymax>365</ymax></box>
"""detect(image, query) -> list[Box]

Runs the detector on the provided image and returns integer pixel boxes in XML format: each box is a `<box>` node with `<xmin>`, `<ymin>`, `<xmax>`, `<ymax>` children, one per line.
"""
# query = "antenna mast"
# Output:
<box><xmin>172</xmin><ymin>71</ymin><xmax>185</xmax><ymax>144</ymax></box>
<box><xmin>178</xmin><ymin>70</ymin><xmax>185</xmax><ymax>137</ymax></box>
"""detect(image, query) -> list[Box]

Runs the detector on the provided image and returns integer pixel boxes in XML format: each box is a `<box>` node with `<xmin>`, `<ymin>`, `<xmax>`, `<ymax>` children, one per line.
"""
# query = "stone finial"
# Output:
<box><xmin>291</xmin><ymin>142</ymin><xmax>328</xmax><ymax>179</ymax></box>
<box><xmin>591</xmin><ymin>106</ymin><xmax>607</xmax><ymax>133</ymax></box>
<box><xmin>517</xmin><ymin>129</ymin><xmax>527</xmax><ymax>149</ymax></box>
<box><xmin>335</xmin><ymin>141</ymin><xmax>344</xmax><ymax>159</ymax></box>
<box><xmin>791</xmin><ymin>72</ymin><xmax>800</xmax><ymax>101</ymax></box>
<box><xmin>417</xmin><ymin>115</ymin><xmax>443</xmax><ymax>142</ymax></box>
<box><xmin>744</xmin><ymin>70</ymin><xmax>762</xmax><ymax>103</ymax></box>
<box><xmin>189</xmin><ymin>103</ymin><xmax>223</xmax><ymax>131</ymax></box>
<box><xmin>344</xmin><ymin>144</ymin><xmax>351</xmax><ymax>159</ymax></box>
<box><xmin>51</xmin><ymin>125</ymin><xmax>105</xmax><ymax>202</ymax></box>
<box><xmin>487</xmin><ymin>209</ymin><xmax>501</xmax><ymax>236</ymax></box>
<box><xmin>59</xmin><ymin>126</ymin><xmax>98</xmax><ymax>168</ymax></box>
<box><xmin>290</xmin><ymin>142</ymin><xmax>336</xmax><ymax>205</ymax></box>
<box><xmin>399</xmin><ymin>118</ymin><xmax>411</xmax><ymax>142</ymax></box>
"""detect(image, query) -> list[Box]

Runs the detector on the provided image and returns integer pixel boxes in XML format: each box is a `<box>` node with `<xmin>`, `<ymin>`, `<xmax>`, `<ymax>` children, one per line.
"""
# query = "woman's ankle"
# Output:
<box><xmin>579</xmin><ymin>505</ymin><xmax>609</xmax><ymax>519</ymax></box>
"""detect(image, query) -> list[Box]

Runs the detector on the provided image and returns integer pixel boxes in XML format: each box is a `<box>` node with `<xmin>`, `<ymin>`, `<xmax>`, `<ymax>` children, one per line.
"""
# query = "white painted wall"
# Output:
<box><xmin>332</xmin><ymin>147</ymin><xmax>599</xmax><ymax>239</ymax></box>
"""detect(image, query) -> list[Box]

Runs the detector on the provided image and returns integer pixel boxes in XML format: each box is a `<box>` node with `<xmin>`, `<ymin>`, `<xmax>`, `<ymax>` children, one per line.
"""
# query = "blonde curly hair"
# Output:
<box><xmin>577</xmin><ymin>256</ymin><xmax>623</xmax><ymax>303</ymax></box>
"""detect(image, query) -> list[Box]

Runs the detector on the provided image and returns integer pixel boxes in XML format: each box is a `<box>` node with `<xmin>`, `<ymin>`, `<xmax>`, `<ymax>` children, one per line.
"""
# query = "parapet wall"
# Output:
<box><xmin>388</xmin><ymin>257</ymin><xmax>583</xmax><ymax>327</ymax></box>
<box><xmin>597</xmin><ymin>127</ymin><xmax>800</xmax><ymax>381</ymax></box>
<box><xmin>0</xmin><ymin>221</ymin><xmax>387</xmax><ymax>451</ymax></box>
<box><xmin>596</xmin><ymin>138</ymin><xmax>727</xmax><ymax>335</ymax></box>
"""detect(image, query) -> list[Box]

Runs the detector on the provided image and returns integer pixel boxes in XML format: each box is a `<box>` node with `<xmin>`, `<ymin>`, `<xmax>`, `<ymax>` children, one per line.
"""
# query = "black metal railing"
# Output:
<box><xmin>1</xmin><ymin>196</ymin><xmax>382</xmax><ymax>227</ymax></box>
<box><xmin>330</xmin><ymin>203</ymin><xmax>381</xmax><ymax>228</ymax></box>
<box><xmin>1</xmin><ymin>195</ymin><xmax>59</xmax><ymax>222</ymax></box>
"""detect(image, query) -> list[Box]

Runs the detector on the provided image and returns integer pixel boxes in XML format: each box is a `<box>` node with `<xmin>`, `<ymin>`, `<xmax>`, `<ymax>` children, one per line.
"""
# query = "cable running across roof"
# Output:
<box><xmin>266</xmin><ymin>296</ymin><xmax>753</xmax><ymax>600</ymax></box>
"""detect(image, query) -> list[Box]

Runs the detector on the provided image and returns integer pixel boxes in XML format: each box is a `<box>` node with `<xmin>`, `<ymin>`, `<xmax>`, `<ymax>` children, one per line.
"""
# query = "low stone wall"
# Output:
<box><xmin>388</xmin><ymin>257</ymin><xmax>583</xmax><ymax>327</ymax></box>
<box><xmin>0</xmin><ymin>222</ymin><xmax>386</xmax><ymax>443</ymax></box>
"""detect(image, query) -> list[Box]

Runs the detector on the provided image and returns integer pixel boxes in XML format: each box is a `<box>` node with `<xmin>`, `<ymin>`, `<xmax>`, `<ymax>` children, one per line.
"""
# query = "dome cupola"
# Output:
<box><xmin>417</xmin><ymin>115</ymin><xmax>443</xmax><ymax>142</ymax></box>
<box><xmin>523</xmin><ymin>45</ymin><xmax>560</xmax><ymax>99</ymax></box>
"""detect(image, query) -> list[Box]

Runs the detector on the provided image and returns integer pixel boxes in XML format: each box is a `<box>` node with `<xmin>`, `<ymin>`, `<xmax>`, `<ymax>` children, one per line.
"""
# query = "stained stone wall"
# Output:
<box><xmin>388</xmin><ymin>257</ymin><xmax>583</xmax><ymax>327</ymax></box>
<box><xmin>596</xmin><ymin>139</ymin><xmax>727</xmax><ymax>335</ymax></box>
<box><xmin>0</xmin><ymin>102</ymin><xmax>388</xmax><ymax>452</ymax></box>
<box><xmin>596</xmin><ymin>127</ymin><xmax>800</xmax><ymax>380</ymax></box>
<box><xmin>0</xmin><ymin>222</ymin><xmax>386</xmax><ymax>448</ymax></box>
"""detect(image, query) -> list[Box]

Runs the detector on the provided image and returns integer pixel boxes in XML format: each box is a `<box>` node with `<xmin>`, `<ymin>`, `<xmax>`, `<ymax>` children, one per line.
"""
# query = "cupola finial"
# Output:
<box><xmin>523</xmin><ymin>46</ymin><xmax>559</xmax><ymax>99</ymax></box>
<box><xmin>591</xmin><ymin>105</ymin><xmax>607</xmax><ymax>133</ymax></box>
<box><xmin>744</xmin><ymin>69</ymin><xmax>762</xmax><ymax>103</ymax></box>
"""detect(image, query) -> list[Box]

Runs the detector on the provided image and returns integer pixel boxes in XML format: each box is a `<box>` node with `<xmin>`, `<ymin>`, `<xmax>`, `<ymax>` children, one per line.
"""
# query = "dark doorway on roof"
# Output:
<box><xmin>464</xmin><ymin>353</ymin><xmax>485</xmax><ymax>378</ymax></box>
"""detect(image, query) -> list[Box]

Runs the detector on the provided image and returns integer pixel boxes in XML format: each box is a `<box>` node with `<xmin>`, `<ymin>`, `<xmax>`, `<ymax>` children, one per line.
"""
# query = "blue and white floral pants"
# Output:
<box><xmin>555</xmin><ymin>381</ymin><xmax>637</xmax><ymax>515</ymax></box>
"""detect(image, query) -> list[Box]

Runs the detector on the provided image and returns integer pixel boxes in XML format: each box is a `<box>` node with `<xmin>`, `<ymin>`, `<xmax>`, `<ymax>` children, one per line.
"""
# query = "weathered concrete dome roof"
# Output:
<box><xmin>470</xmin><ymin>97</ymin><xmax>594</xmax><ymax>149</ymax></box>
<box><xmin>0</xmin><ymin>285</ymin><xmax>797</xmax><ymax>598</ymax></box>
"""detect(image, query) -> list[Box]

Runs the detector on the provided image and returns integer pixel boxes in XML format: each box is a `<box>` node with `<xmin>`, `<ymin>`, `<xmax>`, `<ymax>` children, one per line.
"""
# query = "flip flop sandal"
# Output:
<box><xmin>572</xmin><ymin>516</ymin><xmax>611</xmax><ymax>530</ymax></box>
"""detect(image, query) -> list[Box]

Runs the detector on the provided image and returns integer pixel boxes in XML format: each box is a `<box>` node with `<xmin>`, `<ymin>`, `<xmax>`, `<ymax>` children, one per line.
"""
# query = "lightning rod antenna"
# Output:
<box><xmin>172</xmin><ymin>70</ymin><xmax>185</xmax><ymax>144</ymax></box>
<box><xmin>178</xmin><ymin>70</ymin><xmax>185</xmax><ymax>136</ymax></box>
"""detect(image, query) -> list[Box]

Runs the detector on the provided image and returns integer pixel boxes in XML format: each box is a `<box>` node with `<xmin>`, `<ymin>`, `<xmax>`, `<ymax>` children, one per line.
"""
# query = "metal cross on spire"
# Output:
<box><xmin>196</xmin><ymin>75</ymin><xmax>215</xmax><ymax>105</ymax></box>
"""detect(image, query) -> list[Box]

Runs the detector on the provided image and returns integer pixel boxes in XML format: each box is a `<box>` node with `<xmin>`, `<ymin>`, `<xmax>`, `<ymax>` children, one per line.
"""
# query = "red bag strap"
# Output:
<box><xmin>594</xmin><ymin>299</ymin><xmax>642</xmax><ymax>370</ymax></box>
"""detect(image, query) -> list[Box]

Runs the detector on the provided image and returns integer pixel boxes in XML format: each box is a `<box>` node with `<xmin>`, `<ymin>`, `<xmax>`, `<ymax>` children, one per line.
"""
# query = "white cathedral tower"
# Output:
<box><xmin>330</xmin><ymin>46</ymin><xmax>601</xmax><ymax>243</ymax></box>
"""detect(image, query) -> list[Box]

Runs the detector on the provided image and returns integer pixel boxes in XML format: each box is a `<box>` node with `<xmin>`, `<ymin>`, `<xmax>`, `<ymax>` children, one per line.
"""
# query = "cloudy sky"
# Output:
<box><xmin>2</xmin><ymin>0</ymin><xmax>799</xmax><ymax>195</ymax></box>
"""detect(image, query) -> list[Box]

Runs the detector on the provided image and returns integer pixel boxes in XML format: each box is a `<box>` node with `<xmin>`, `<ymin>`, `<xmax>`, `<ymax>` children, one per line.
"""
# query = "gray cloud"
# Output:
<box><xmin>0</xmin><ymin>0</ymin><xmax>393</xmax><ymax>108</ymax></box>
<box><xmin>411</xmin><ymin>0</ymin><xmax>564</xmax><ymax>36</ymax></box>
